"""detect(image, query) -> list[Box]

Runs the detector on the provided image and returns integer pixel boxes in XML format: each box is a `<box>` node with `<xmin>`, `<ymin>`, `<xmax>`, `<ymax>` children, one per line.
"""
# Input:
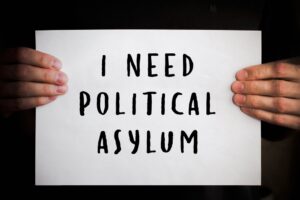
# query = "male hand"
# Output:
<box><xmin>0</xmin><ymin>47</ymin><xmax>68</xmax><ymax>114</ymax></box>
<box><xmin>231</xmin><ymin>58</ymin><xmax>300</xmax><ymax>130</ymax></box>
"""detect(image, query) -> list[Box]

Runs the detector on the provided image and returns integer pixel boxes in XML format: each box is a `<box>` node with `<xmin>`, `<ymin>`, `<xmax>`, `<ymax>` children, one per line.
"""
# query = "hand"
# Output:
<box><xmin>231</xmin><ymin>58</ymin><xmax>300</xmax><ymax>130</ymax></box>
<box><xmin>0</xmin><ymin>47</ymin><xmax>68</xmax><ymax>114</ymax></box>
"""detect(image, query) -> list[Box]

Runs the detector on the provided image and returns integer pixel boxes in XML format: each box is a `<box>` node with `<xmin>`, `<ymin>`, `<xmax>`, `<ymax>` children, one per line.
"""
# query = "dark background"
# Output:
<box><xmin>0</xmin><ymin>0</ymin><xmax>299</xmax><ymax>199</ymax></box>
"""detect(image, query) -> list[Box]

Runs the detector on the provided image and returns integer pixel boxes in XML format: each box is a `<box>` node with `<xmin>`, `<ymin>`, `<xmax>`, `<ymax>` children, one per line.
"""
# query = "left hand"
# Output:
<box><xmin>231</xmin><ymin>58</ymin><xmax>300</xmax><ymax>130</ymax></box>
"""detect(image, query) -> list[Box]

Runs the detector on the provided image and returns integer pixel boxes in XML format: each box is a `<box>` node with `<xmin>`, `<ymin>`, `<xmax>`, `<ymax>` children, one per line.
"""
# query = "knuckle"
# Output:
<box><xmin>245</xmin><ymin>107</ymin><xmax>255</xmax><ymax>116</ymax></box>
<box><xmin>248</xmin><ymin>82</ymin><xmax>260</xmax><ymax>94</ymax></box>
<box><xmin>272</xmin><ymin>114</ymin><xmax>284</xmax><ymax>125</ymax></box>
<box><xmin>246</xmin><ymin>82</ymin><xmax>255</xmax><ymax>93</ymax></box>
<box><xmin>14</xmin><ymin>47</ymin><xmax>28</xmax><ymax>62</ymax></box>
<box><xmin>272</xmin><ymin>80</ymin><xmax>285</xmax><ymax>96</ymax></box>
<box><xmin>15</xmin><ymin>65</ymin><xmax>29</xmax><ymax>79</ymax></box>
<box><xmin>248</xmin><ymin>96</ymin><xmax>259</xmax><ymax>108</ymax></box>
<box><xmin>38</xmin><ymin>54</ymin><xmax>52</xmax><ymax>67</ymax></box>
<box><xmin>42</xmin><ymin>84</ymin><xmax>54</xmax><ymax>95</ymax></box>
<box><xmin>42</xmin><ymin>85</ymin><xmax>50</xmax><ymax>94</ymax></box>
<box><xmin>274</xmin><ymin>62</ymin><xmax>287</xmax><ymax>77</ymax></box>
<box><xmin>36</xmin><ymin>97</ymin><xmax>46</xmax><ymax>105</ymax></box>
<box><xmin>274</xmin><ymin>98</ymin><xmax>287</xmax><ymax>113</ymax></box>
<box><xmin>43</xmin><ymin>70</ymin><xmax>53</xmax><ymax>82</ymax></box>
<box><xmin>250</xmin><ymin>109</ymin><xmax>259</xmax><ymax>118</ymax></box>
<box><xmin>248</xmin><ymin>108</ymin><xmax>261</xmax><ymax>119</ymax></box>
<box><xmin>252</xmin><ymin>68</ymin><xmax>263</xmax><ymax>80</ymax></box>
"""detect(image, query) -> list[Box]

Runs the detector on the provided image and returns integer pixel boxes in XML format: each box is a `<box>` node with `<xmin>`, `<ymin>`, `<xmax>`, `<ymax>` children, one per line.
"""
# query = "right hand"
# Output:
<box><xmin>0</xmin><ymin>47</ymin><xmax>68</xmax><ymax>115</ymax></box>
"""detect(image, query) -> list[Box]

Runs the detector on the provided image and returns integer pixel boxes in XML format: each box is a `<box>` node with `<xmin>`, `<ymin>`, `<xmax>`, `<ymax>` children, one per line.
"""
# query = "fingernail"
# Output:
<box><xmin>49</xmin><ymin>96</ymin><xmax>57</xmax><ymax>101</ymax></box>
<box><xmin>56</xmin><ymin>71</ymin><xmax>68</xmax><ymax>85</ymax></box>
<box><xmin>53</xmin><ymin>59</ymin><xmax>62</xmax><ymax>69</ymax></box>
<box><xmin>56</xmin><ymin>85</ymin><xmax>68</xmax><ymax>94</ymax></box>
<box><xmin>236</xmin><ymin>70</ymin><xmax>248</xmax><ymax>80</ymax></box>
<box><xmin>232</xmin><ymin>81</ymin><xmax>244</xmax><ymax>93</ymax></box>
<box><xmin>233</xmin><ymin>94</ymin><xmax>246</xmax><ymax>106</ymax></box>
<box><xmin>240</xmin><ymin>107</ymin><xmax>250</xmax><ymax>114</ymax></box>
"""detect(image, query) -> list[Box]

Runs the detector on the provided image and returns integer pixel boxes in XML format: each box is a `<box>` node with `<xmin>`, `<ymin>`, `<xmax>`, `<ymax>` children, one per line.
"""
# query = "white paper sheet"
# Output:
<box><xmin>35</xmin><ymin>30</ymin><xmax>261</xmax><ymax>185</ymax></box>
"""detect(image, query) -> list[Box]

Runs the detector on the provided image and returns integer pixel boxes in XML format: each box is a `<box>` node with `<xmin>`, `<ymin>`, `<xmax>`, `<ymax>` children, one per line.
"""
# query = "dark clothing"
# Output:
<box><xmin>0</xmin><ymin>0</ymin><xmax>299</xmax><ymax>199</ymax></box>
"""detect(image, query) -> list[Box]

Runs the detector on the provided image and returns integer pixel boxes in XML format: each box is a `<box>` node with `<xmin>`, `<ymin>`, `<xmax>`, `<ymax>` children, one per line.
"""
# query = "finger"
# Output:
<box><xmin>0</xmin><ymin>82</ymin><xmax>68</xmax><ymax>98</ymax></box>
<box><xmin>231</xmin><ymin>80</ymin><xmax>300</xmax><ymax>98</ymax></box>
<box><xmin>0</xmin><ymin>96</ymin><xmax>57</xmax><ymax>112</ymax></box>
<box><xmin>240</xmin><ymin>107</ymin><xmax>300</xmax><ymax>130</ymax></box>
<box><xmin>236</xmin><ymin>61</ymin><xmax>300</xmax><ymax>81</ymax></box>
<box><xmin>0</xmin><ymin>64</ymin><xmax>68</xmax><ymax>85</ymax></box>
<box><xmin>233</xmin><ymin>94</ymin><xmax>300</xmax><ymax>115</ymax></box>
<box><xmin>0</xmin><ymin>47</ymin><xmax>62</xmax><ymax>70</ymax></box>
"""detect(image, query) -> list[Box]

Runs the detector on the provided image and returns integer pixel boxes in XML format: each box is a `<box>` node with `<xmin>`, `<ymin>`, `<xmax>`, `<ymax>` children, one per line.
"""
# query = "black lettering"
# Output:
<box><xmin>129</xmin><ymin>130</ymin><xmax>139</xmax><ymax>154</ymax></box>
<box><xmin>172</xmin><ymin>92</ymin><xmax>183</xmax><ymax>115</ymax></box>
<box><xmin>143</xmin><ymin>91</ymin><xmax>157</xmax><ymax>115</ymax></box>
<box><xmin>98</xmin><ymin>131</ymin><xmax>108</xmax><ymax>153</ymax></box>
<box><xmin>80</xmin><ymin>91</ymin><xmax>90</xmax><ymax>116</ymax></box>
<box><xmin>114</xmin><ymin>129</ymin><xmax>121</xmax><ymax>154</ymax></box>
<box><xmin>165</xmin><ymin>53</ymin><xmax>175</xmax><ymax>77</ymax></box>
<box><xmin>181</xmin><ymin>130</ymin><xmax>198</xmax><ymax>154</ymax></box>
<box><xmin>127</xmin><ymin>54</ymin><xmax>140</xmax><ymax>77</ymax></box>
<box><xmin>183</xmin><ymin>54</ymin><xmax>194</xmax><ymax>76</ymax></box>
<box><xmin>188</xmin><ymin>92</ymin><xmax>199</xmax><ymax>115</ymax></box>
<box><xmin>148</xmin><ymin>53</ymin><xmax>158</xmax><ymax>77</ymax></box>
<box><xmin>161</xmin><ymin>131</ymin><xmax>173</xmax><ymax>152</ymax></box>
<box><xmin>101</xmin><ymin>55</ymin><xmax>106</xmax><ymax>76</ymax></box>
<box><xmin>97</xmin><ymin>92</ymin><xmax>109</xmax><ymax>115</ymax></box>
<box><xmin>116</xmin><ymin>92</ymin><xmax>125</xmax><ymax>115</ymax></box>
<box><xmin>147</xmin><ymin>130</ymin><xmax>156</xmax><ymax>153</ymax></box>
<box><xmin>161</xmin><ymin>93</ymin><xmax>165</xmax><ymax>115</ymax></box>
<box><xmin>206</xmin><ymin>92</ymin><xmax>216</xmax><ymax>115</ymax></box>
<box><xmin>132</xmin><ymin>93</ymin><xmax>137</xmax><ymax>115</ymax></box>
